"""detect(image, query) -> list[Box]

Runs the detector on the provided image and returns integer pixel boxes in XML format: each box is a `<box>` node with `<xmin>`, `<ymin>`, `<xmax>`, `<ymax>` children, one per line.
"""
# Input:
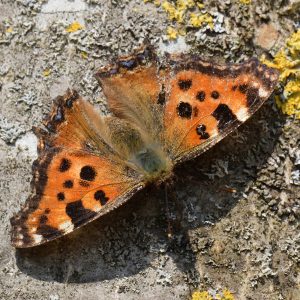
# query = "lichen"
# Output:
<box><xmin>144</xmin><ymin>0</ymin><xmax>214</xmax><ymax>40</ymax></box>
<box><xmin>189</xmin><ymin>12</ymin><xmax>214</xmax><ymax>29</ymax></box>
<box><xmin>81</xmin><ymin>51</ymin><xmax>88</xmax><ymax>59</ymax></box>
<box><xmin>192</xmin><ymin>291</ymin><xmax>213</xmax><ymax>300</ymax></box>
<box><xmin>222</xmin><ymin>290</ymin><xmax>235</xmax><ymax>300</ymax></box>
<box><xmin>261</xmin><ymin>30</ymin><xmax>300</xmax><ymax>119</ymax></box>
<box><xmin>0</xmin><ymin>116</ymin><xmax>26</xmax><ymax>144</ymax></box>
<box><xmin>17</xmin><ymin>90</ymin><xmax>38</xmax><ymax>111</ymax></box>
<box><xmin>192</xmin><ymin>289</ymin><xmax>235</xmax><ymax>300</ymax></box>
<box><xmin>166</xmin><ymin>26</ymin><xmax>179</xmax><ymax>40</ymax></box>
<box><xmin>239</xmin><ymin>0</ymin><xmax>251</xmax><ymax>4</ymax></box>
<box><xmin>43</xmin><ymin>69</ymin><xmax>51</xmax><ymax>77</ymax></box>
<box><xmin>66</xmin><ymin>21</ymin><xmax>84</xmax><ymax>33</ymax></box>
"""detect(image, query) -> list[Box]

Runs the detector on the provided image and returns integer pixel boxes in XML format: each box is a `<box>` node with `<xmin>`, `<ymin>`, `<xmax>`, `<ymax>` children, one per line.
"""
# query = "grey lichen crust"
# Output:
<box><xmin>0</xmin><ymin>0</ymin><xmax>299</xmax><ymax>299</ymax></box>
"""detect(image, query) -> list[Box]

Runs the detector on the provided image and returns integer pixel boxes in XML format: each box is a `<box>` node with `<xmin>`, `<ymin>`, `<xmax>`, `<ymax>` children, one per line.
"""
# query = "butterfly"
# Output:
<box><xmin>10</xmin><ymin>45</ymin><xmax>279</xmax><ymax>248</ymax></box>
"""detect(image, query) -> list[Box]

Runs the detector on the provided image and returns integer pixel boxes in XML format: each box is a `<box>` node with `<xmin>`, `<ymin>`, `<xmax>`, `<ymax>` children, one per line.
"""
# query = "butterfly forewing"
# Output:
<box><xmin>162</xmin><ymin>56</ymin><xmax>279</xmax><ymax>162</ymax></box>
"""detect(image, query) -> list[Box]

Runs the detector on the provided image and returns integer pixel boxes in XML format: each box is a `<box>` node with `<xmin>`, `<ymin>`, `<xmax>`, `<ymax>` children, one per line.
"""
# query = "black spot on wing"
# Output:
<box><xmin>59</xmin><ymin>158</ymin><xmax>71</xmax><ymax>172</ymax></box>
<box><xmin>66</xmin><ymin>200</ymin><xmax>97</xmax><ymax>227</ymax></box>
<box><xmin>178</xmin><ymin>79</ymin><xmax>192</xmax><ymax>91</ymax></box>
<box><xmin>57</xmin><ymin>192</ymin><xmax>65</xmax><ymax>201</ymax></box>
<box><xmin>36</xmin><ymin>224</ymin><xmax>62</xmax><ymax>239</ymax></box>
<box><xmin>238</xmin><ymin>84</ymin><xmax>261</xmax><ymax>110</ymax></box>
<box><xmin>39</xmin><ymin>215</ymin><xmax>48</xmax><ymax>224</ymax></box>
<box><xmin>80</xmin><ymin>166</ymin><xmax>96</xmax><ymax>181</ymax></box>
<box><xmin>63</xmin><ymin>180</ymin><xmax>73</xmax><ymax>188</ymax></box>
<box><xmin>157</xmin><ymin>85</ymin><xmax>166</xmax><ymax>105</ymax></box>
<box><xmin>94</xmin><ymin>190</ymin><xmax>109</xmax><ymax>206</ymax></box>
<box><xmin>212</xmin><ymin>104</ymin><xmax>239</xmax><ymax>131</ymax></box>
<box><xmin>177</xmin><ymin>102</ymin><xmax>192</xmax><ymax>119</ymax></box>
<box><xmin>196</xmin><ymin>124</ymin><xmax>209</xmax><ymax>139</ymax></box>
<box><xmin>211</xmin><ymin>91</ymin><xmax>220</xmax><ymax>99</ymax></box>
<box><xmin>196</xmin><ymin>91</ymin><xmax>205</xmax><ymax>102</ymax></box>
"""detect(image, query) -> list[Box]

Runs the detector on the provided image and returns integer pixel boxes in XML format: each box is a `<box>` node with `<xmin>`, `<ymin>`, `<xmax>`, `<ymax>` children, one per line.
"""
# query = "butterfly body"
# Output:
<box><xmin>11</xmin><ymin>45</ymin><xmax>279</xmax><ymax>248</ymax></box>
<box><xmin>130</xmin><ymin>146</ymin><xmax>173</xmax><ymax>182</ymax></box>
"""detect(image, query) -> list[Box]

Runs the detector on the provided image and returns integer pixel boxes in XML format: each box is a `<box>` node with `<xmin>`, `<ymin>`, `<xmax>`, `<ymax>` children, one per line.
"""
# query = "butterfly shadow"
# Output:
<box><xmin>15</xmin><ymin>100</ymin><xmax>285</xmax><ymax>284</ymax></box>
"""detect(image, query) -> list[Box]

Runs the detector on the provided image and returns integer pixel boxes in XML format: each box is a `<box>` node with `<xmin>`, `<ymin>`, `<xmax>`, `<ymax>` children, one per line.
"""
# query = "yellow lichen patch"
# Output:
<box><xmin>216</xmin><ymin>289</ymin><xmax>235</xmax><ymax>300</ymax></box>
<box><xmin>144</xmin><ymin>0</ymin><xmax>161</xmax><ymax>6</ymax></box>
<box><xmin>166</xmin><ymin>26</ymin><xmax>179</xmax><ymax>40</ymax></box>
<box><xmin>196</xmin><ymin>2</ymin><xmax>205</xmax><ymax>9</ymax></box>
<box><xmin>43</xmin><ymin>69</ymin><xmax>51</xmax><ymax>77</ymax></box>
<box><xmin>261</xmin><ymin>30</ymin><xmax>300</xmax><ymax>119</ymax></box>
<box><xmin>262</xmin><ymin>48</ymin><xmax>299</xmax><ymax>81</ymax></box>
<box><xmin>81</xmin><ymin>51</ymin><xmax>88</xmax><ymax>59</ymax></box>
<box><xmin>162</xmin><ymin>1</ymin><xmax>184</xmax><ymax>23</ymax></box>
<box><xmin>287</xmin><ymin>30</ymin><xmax>300</xmax><ymax>57</ymax></box>
<box><xmin>144</xmin><ymin>0</ymin><xmax>214</xmax><ymax>40</ymax></box>
<box><xmin>276</xmin><ymin>80</ymin><xmax>300</xmax><ymax>119</ymax></box>
<box><xmin>192</xmin><ymin>289</ymin><xmax>235</xmax><ymax>300</ymax></box>
<box><xmin>6</xmin><ymin>27</ymin><xmax>13</xmax><ymax>33</ymax></box>
<box><xmin>190</xmin><ymin>12</ymin><xmax>214</xmax><ymax>29</ymax></box>
<box><xmin>192</xmin><ymin>291</ymin><xmax>213</xmax><ymax>300</ymax></box>
<box><xmin>239</xmin><ymin>0</ymin><xmax>251</xmax><ymax>4</ymax></box>
<box><xmin>66</xmin><ymin>21</ymin><xmax>84</xmax><ymax>33</ymax></box>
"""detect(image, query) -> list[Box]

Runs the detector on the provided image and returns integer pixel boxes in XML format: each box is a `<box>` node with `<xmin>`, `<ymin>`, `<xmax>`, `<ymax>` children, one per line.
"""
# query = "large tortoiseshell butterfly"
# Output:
<box><xmin>11</xmin><ymin>45</ymin><xmax>279</xmax><ymax>248</ymax></box>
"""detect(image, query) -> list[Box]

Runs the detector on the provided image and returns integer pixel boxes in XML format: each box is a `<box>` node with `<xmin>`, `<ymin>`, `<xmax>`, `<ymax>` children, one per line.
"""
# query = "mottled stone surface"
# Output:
<box><xmin>0</xmin><ymin>0</ymin><xmax>299</xmax><ymax>299</ymax></box>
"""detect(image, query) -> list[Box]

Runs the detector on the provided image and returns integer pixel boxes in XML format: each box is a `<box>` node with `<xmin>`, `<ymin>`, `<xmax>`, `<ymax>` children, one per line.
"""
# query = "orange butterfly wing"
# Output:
<box><xmin>11</xmin><ymin>90</ymin><xmax>143</xmax><ymax>248</ymax></box>
<box><xmin>163</xmin><ymin>56</ymin><xmax>279</xmax><ymax>162</ymax></box>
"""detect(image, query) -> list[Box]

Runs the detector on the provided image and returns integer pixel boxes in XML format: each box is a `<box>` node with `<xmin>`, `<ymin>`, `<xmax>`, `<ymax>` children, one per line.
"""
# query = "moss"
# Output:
<box><xmin>144</xmin><ymin>0</ymin><xmax>214</xmax><ymax>40</ymax></box>
<box><xmin>261</xmin><ymin>30</ymin><xmax>300</xmax><ymax>119</ymax></box>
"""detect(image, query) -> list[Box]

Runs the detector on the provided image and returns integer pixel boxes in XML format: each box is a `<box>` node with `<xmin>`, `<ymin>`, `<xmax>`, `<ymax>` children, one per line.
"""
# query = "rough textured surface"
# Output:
<box><xmin>0</xmin><ymin>0</ymin><xmax>299</xmax><ymax>299</ymax></box>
